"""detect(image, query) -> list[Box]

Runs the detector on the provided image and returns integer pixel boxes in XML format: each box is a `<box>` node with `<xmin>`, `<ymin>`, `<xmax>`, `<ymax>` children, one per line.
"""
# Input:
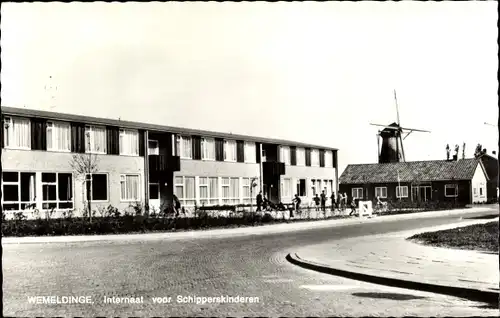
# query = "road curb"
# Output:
<box><xmin>286</xmin><ymin>253</ymin><xmax>499</xmax><ymax>304</ymax></box>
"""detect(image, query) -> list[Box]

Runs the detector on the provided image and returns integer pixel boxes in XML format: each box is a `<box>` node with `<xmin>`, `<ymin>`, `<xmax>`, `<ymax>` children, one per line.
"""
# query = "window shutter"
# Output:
<box><xmin>71</xmin><ymin>122</ymin><xmax>85</xmax><ymax>153</ymax></box>
<box><xmin>319</xmin><ymin>149</ymin><xmax>325</xmax><ymax>167</ymax></box>
<box><xmin>192</xmin><ymin>136</ymin><xmax>201</xmax><ymax>160</ymax></box>
<box><xmin>215</xmin><ymin>138</ymin><xmax>224</xmax><ymax>161</ymax></box>
<box><xmin>290</xmin><ymin>146</ymin><xmax>297</xmax><ymax>166</ymax></box>
<box><xmin>106</xmin><ymin>126</ymin><xmax>120</xmax><ymax>155</ymax></box>
<box><xmin>256</xmin><ymin>142</ymin><xmax>261</xmax><ymax>163</ymax></box>
<box><xmin>138</xmin><ymin>130</ymin><xmax>145</xmax><ymax>157</ymax></box>
<box><xmin>30</xmin><ymin>118</ymin><xmax>47</xmax><ymax>151</ymax></box>
<box><xmin>305</xmin><ymin>148</ymin><xmax>311</xmax><ymax>166</ymax></box>
<box><xmin>332</xmin><ymin>150</ymin><xmax>337</xmax><ymax>168</ymax></box>
<box><xmin>236</xmin><ymin>140</ymin><xmax>244</xmax><ymax>163</ymax></box>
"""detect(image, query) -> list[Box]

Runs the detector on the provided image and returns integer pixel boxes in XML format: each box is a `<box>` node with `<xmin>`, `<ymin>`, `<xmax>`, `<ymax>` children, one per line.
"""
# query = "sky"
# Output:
<box><xmin>1</xmin><ymin>2</ymin><xmax>498</xmax><ymax>174</ymax></box>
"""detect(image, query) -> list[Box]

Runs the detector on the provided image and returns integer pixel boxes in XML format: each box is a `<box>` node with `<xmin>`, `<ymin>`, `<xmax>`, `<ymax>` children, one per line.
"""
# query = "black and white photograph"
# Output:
<box><xmin>1</xmin><ymin>2</ymin><xmax>498</xmax><ymax>317</ymax></box>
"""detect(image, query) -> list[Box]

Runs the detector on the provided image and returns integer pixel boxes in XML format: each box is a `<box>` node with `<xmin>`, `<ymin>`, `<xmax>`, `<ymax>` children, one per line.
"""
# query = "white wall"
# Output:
<box><xmin>471</xmin><ymin>163</ymin><xmax>487</xmax><ymax>203</ymax></box>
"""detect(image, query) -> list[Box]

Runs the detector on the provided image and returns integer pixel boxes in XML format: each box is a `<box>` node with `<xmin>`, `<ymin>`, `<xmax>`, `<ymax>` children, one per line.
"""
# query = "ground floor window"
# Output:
<box><xmin>42</xmin><ymin>172</ymin><xmax>73</xmax><ymax>209</ymax></box>
<box><xmin>352</xmin><ymin>188</ymin><xmax>363</xmax><ymax>199</ymax></box>
<box><xmin>375</xmin><ymin>187</ymin><xmax>387</xmax><ymax>199</ymax></box>
<box><xmin>120</xmin><ymin>174</ymin><xmax>140</xmax><ymax>201</ymax></box>
<box><xmin>2</xmin><ymin>171</ymin><xmax>37</xmax><ymax>211</ymax></box>
<box><xmin>281</xmin><ymin>178</ymin><xmax>292</xmax><ymax>199</ymax></box>
<box><xmin>199</xmin><ymin>177</ymin><xmax>219</xmax><ymax>206</ymax></box>
<box><xmin>444</xmin><ymin>184</ymin><xmax>458</xmax><ymax>197</ymax></box>
<box><xmin>396</xmin><ymin>186</ymin><xmax>409</xmax><ymax>198</ymax></box>
<box><xmin>85</xmin><ymin>173</ymin><xmax>108</xmax><ymax>201</ymax></box>
<box><xmin>221</xmin><ymin>177</ymin><xmax>240</xmax><ymax>205</ymax></box>
<box><xmin>175</xmin><ymin>176</ymin><xmax>196</xmax><ymax>206</ymax></box>
<box><xmin>297</xmin><ymin>179</ymin><xmax>306</xmax><ymax>197</ymax></box>
<box><xmin>242</xmin><ymin>178</ymin><xmax>252</xmax><ymax>204</ymax></box>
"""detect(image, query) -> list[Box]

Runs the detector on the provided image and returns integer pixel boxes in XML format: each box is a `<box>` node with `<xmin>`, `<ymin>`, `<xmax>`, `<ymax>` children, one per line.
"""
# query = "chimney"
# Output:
<box><xmin>446</xmin><ymin>144</ymin><xmax>450</xmax><ymax>160</ymax></box>
<box><xmin>453</xmin><ymin>144</ymin><xmax>459</xmax><ymax>161</ymax></box>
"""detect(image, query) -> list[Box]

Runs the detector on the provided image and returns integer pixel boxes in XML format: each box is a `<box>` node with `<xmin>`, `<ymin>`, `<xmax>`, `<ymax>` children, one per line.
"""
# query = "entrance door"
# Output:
<box><xmin>149</xmin><ymin>183</ymin><xmax>160</xmax><ymax>211</ymax></box>
<box><xmin>419</xmin><ymin>186</ymin><xmax>432</xmax><ymax>202</ymax></box>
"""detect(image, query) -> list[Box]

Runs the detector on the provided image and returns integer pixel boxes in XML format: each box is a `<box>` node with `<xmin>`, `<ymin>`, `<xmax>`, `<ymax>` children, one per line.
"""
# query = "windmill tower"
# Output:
<box><xmin>370</xmin><ymin>90</ymin><xmax>431</xmax><ymax>163</ymax></box>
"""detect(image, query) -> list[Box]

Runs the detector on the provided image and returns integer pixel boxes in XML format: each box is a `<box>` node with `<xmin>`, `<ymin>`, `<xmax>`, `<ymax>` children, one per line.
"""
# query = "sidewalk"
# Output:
<box><xmin>289</xmin><ymin>217</ymin><xmax>499</xmax><ymax>303</ymax></box>
<box><xmin>2</xmin><ymin>206</ymin><xmax>494</xmax><ymax>244</ymax></box>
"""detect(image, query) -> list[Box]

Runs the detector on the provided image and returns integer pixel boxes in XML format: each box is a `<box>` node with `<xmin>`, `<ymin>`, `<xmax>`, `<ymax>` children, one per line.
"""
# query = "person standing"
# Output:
<box><xmin>349</xmin><ymin>198</ymin><xmax>357</xmax><ymax>216</ymax></box>
<box><xmin>313</xmin><ymin>194</ymin><xmax>321</xmax><ymax>211</ymax></box>
<box><xmin>256</xmin><ymin>191</ymin><xmax>263</xmax><ymax>212</ymax></box>
<box><xmin>320</xmin><ymin>190</ymin><xmax>327</xmax><ymax>212</ymax></box>
<box><xmin>330</xmin><ymin>191</ymin><xmax>337</xmax><ymax>212</ymax></box>
<box><xmin>173</xmin><ymin>194</ymin><xmax>181</xmax><ymax>217</ymax></box>
<box><xmin>338</xmin><ymin>192</ymin><xmax>343</xmax><ymax>211</ymax></box>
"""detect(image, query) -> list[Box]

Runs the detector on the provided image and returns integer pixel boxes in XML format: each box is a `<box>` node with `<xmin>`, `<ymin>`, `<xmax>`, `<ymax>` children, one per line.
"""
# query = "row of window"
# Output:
<box><xmin>1</xmin><ymin>171</ymin><xmax>141</xmax><ymax>211</ymax></box>
<box><xmin>279</xmin><ymin>146</ymin><xmax>334</xmax><ymax>168</ymax></box>
<box><xmin>170</xmin><ymin>176</ymin><xmax>255</xmax><ymax>206</ymax></box>
<box><xmin>172</xmin><ymin>136</ymin><xmax>257</xmax><ymax>163</ymax></box>
<box><xmin>281</xmin><ymin>178</ymin><xmax>335</xmax><ymax>198</ymax></box>
<box><xmin>4</xmin><ymin>117</ymin><xmax>140</xmax><ymax>155</ymax></box>
<box><xmin>351</xmin><ymin>184</ymin><xmax>460</xmax><ymax>200</ymax></box>
<box><xmin>4</xmin><ymin>116</ymin><xmax>335</xmax><ymax>168</ymax></box>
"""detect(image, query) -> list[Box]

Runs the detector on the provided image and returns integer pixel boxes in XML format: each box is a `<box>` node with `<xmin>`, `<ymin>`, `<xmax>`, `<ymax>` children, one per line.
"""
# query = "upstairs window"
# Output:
<box><xmin>119</xmin><ymin>129</ymin><xmax>139</xmax><ymax>156</ymax></box>
<box><xmin>244</xmin><ymin>142</ymin><xmax>256</xmax><ymax>163</ymax></box>
<box><xmin>176</xmin><ymin>136</ymin><xmax>192</xmax><ymax>159</ymax></box>
<box><xmin>296</xmin><ymin>147</ymin><xmax>305</xmax><ymax>166</ymax></box>
<box><xmin>324</xmin><ymin>150</ymin><xmax>333</xmax><ymax>168</ymax></box>
<box><xmin>46</xmin><ymin>121</ymin><xmax>71</xmax><ymax>152</ymax></box>
<box><xmin>85</xmin><ymin>125</ymin><xmax>107</xmax><ymax>154</ymax></box>
<box><xmin>201</xmin><ymin>137</ymin><xmax>216</xmax><ymax>160</ymax></box>
<box><xmin>311</xmin><ymin>149</ymin><xmax>320</xmax><ymax>167</ymax></box>
<box><xmin>224</xmin><ymin>140</ymin><xmax>237</xmax><ymax>162</ymax></box>
<box><xmin>3</xmin><ymin>117</ymin><xmax>30</xmax><ymax>149</ymax></box>
<box><xmin>280</xmin><ymin>146</ymin><xmax>291</xmax><ymax>165</ymax></box>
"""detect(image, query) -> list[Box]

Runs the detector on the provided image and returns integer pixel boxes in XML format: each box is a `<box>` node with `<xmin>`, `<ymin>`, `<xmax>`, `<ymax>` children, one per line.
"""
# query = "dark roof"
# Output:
<box><xmin>477</xmin><ymin>154</ymin><xmax>498</xmax><ymax>180</ymax></box>
<box><xmin>1</xmin><ymin>106</ymin><xmax>337</xmax><ymax>151</ymax></box>
<box><xmin>340</xmin><ymin>158</ymin><xmax>481</xmax><ymax>184</ymax></box>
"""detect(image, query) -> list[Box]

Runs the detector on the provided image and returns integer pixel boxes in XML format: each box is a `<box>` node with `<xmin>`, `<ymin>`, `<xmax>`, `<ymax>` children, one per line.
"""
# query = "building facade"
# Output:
<box><xmin>1</xmin><ymin>107</ymin><xmax>338</xmax><ymax>218</ymax></box>
<box><xmin>477</xmin><ymin>153</ymin><xmax>498</xmax><ymax>203</ymax></box>
<box><xmin>339</xmin><ymin>158</ymin><xmax>489</xmax><ymax>206</ymax></box>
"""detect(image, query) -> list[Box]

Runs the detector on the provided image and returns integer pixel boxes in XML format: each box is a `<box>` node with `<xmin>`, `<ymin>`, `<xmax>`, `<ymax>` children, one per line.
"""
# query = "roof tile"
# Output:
<box><xmin>340</xmin><ymin>159</ymin><xmax>480</xmax><ymax>184</ymax></box>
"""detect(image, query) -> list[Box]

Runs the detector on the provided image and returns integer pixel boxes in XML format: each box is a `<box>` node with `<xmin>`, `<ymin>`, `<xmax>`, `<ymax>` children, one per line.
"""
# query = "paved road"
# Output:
<box><xmin>3</xmin><ymin>208</ymin><xmax>499</xmax><ymax>317</ymax></box>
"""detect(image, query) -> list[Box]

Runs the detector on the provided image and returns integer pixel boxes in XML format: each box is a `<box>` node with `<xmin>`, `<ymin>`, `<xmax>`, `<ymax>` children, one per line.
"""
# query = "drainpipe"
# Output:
<box><xmin>259</xmin><ymin>143</ymin><xmax>263</xmax><ymax>192</ymax></box>
<box><xmin>144</xmin><ymin>130</ymin><xmax>149</xmax><ymax>210</ymax></box>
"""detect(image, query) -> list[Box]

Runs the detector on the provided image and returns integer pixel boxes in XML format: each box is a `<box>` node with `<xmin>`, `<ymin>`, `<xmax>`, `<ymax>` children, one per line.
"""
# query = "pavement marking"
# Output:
<box><xmin>300</xmin><ymin>284</ymin><xmax>359</xmax><ymax>291</ymax></box>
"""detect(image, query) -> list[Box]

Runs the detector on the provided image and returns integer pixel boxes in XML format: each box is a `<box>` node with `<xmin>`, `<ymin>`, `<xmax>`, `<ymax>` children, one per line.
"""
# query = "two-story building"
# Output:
<box><xmin>1</xmin><ymin>106</ymin><xmax>338</xmax><ymax>217</ymax></box>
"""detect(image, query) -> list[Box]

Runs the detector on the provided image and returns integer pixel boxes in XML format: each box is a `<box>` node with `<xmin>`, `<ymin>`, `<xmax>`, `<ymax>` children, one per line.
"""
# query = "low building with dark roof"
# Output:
<box><xmin>475</xmin><ymin>153</ymin><xmax>498</xmax><ymax>203</ymax></box>
<box><xmin>339</xmin><ymin>158</ymin><xmax>489</xmax><ymax>206</ymax></box>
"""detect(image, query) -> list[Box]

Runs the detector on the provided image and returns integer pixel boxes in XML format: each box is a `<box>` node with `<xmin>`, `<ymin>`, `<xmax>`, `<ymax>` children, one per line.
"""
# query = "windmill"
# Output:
<box><xmin>370</xmin><ymin>90</ymin><xmax>431</xmax><ymax>163</ymax></box>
